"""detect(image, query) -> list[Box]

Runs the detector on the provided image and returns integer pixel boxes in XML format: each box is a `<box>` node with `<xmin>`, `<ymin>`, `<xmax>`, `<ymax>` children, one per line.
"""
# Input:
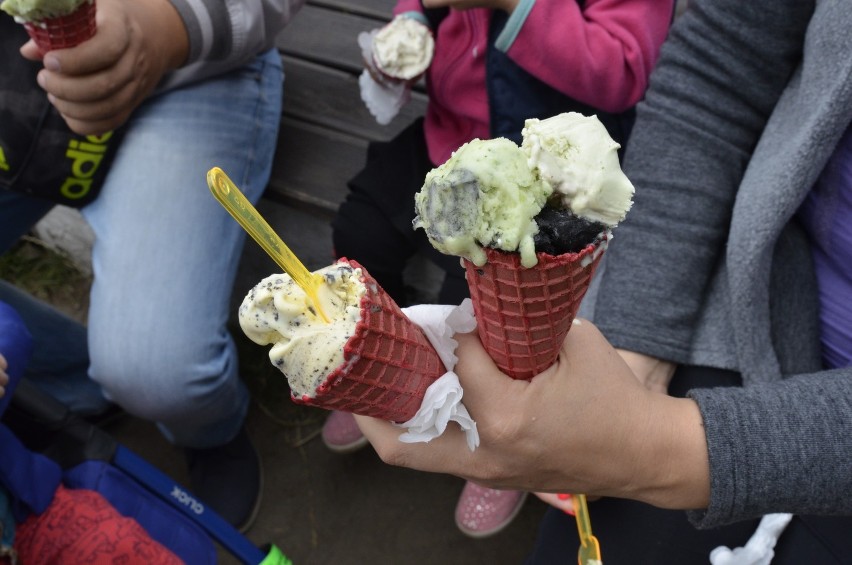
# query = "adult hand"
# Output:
<box><xmin>20</xmin><ymin>0</ymin><xmax>189</xmax><ymax>136</ymax></box>
<box><xmin>531</xmin><ymin>350</ymin><xmax>677</xmax><ymax>509</ymax></box>
<box><xmin>422</xmin><ymin>0</ymin><xmax>519</xmax><ymax>14</ymax></box>
<box><xmin>356</xmin><ymin>320</ymin><xmax>710</xmax><ymax>510</ymax></box>
<box><xmin>0</xmin><ymin>354</ymin><xmax>7</xmax><ymax>399</ymax></box>
<box><xmin>616</xmin><ymin>349</ymin><xmax>677</xmax><ymax>395</ymax></box>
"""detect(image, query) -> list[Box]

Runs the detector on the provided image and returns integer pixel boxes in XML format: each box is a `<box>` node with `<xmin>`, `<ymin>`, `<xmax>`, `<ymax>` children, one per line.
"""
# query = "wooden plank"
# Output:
<box><xmin>281</xmin><ymin>55</ymin><xmax>426</xmax><ymax>142</ymax></box>
<box><xmin>267</xmin><ymin>117</ymin><xmax>367</xmax><ymax>218</ymax></box>
<box><xmin>308</xmin><ymin>0</ymin><xmax>395</xmax><ymax>21</ymax></box>
<box><xmin>276</xmin><ymin>4</ymin><xmax>380</xmax><ymax>73</ymax></box>
<box><xmin>277</xmin><ymin>5</ymin><xmax>427</xmax><ymax>89</ymax></box>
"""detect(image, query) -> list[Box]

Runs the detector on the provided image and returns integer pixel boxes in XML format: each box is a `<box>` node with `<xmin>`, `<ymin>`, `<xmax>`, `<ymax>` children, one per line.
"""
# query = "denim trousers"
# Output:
<box><xmin>0</xmin><ymin>48</ymin><xmax>283</xmax><ymax>448</ymax></box>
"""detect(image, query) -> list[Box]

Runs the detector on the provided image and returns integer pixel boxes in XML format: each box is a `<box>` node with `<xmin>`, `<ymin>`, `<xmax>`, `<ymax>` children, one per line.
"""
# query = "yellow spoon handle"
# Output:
<box><xmin>207</xmin><ymin>167</ymin><xmax>330</xmax><ymax>323</ymax></box>
<box><xmin>574</xmin><ymin>493</ymin><xmax>602</xmax><ymax>564</ymax></box>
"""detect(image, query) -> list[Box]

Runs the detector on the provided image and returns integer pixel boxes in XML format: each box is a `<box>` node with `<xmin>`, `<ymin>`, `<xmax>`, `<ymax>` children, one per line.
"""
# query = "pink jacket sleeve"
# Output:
<box><xmin>393</xmin><ymin>0</ymin><xmax>424</xmax><ymax>17</ymax></box>
<box><xmin>503</xmin><ymin>0</ymin><xmax>673</xmax><ymax>112</ymax></box>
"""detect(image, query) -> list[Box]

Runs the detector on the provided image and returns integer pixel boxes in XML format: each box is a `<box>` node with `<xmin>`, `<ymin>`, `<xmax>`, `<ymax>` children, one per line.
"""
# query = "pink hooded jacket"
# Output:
<box><xmin>393</xmin><ymin>0</ymin><xmax>674</xmax><ymax>165</ymax></box>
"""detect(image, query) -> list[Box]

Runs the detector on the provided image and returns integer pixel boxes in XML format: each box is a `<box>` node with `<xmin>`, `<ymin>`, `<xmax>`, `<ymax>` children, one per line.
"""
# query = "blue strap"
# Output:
<box><xmin>112</xmin><ymin>447</ymin><xmax>267</xmax><ymax>564</ymax></box>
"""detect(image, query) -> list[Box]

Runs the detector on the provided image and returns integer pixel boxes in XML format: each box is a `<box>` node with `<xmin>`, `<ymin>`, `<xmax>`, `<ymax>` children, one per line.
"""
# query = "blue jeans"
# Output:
<box><xmin>0</xmin><ymin>49</ymin><xmax>283</xmax><ymax>448</ymax></box>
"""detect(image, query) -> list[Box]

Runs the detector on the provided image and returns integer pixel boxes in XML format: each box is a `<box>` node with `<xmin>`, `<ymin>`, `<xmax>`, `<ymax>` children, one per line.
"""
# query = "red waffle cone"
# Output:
<box><xmin>23</xmin><ymin>0</ymin><xmax>96</xmax><ymax>55</ymax></box>
<box><xmin>291</xmin><ymin>258</ymin><xmax>444</xmax><ymax>423</ymax></box>
<box><xmin>464</xmin><ymin>235</ymin><xmax>608</xmax><ymax>380</ymax></box>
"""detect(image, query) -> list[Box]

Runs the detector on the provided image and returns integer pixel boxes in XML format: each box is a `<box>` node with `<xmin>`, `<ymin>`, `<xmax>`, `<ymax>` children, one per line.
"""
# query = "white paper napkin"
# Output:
<box><xmin>396</xmin><ymin>300</ymin><xmax>480</xmax><ymax>451</ymax></box>
<box><xmin>357</xmin><ymin>30</ymin><xmax>411</xmax><ymax>125</ymax></box>
<box><xmin>710</xmin><ymin>513</ymin><xmax>793</xmax><ymax>565</ymax></box>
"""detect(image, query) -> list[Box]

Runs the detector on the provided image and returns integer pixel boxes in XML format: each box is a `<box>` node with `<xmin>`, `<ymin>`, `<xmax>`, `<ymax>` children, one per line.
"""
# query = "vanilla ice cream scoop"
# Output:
<box><xmin>372</xmin><ymin>15</ymin><xmax>434</xmax><ymax>80</ymax></box>
<box><xmin>239</xmin><ymin>263</ymin><xmax>367</xmax><ymax>398</ymax></box>
<box><xmin>413</xmin><ymin>137</ymin><xmax>552</xmax><ymax>268</ymax></box>
<box><xmin>522</xmin><ymin>112</ymin><xmax>634</xmax><ymax>226</ymax></box>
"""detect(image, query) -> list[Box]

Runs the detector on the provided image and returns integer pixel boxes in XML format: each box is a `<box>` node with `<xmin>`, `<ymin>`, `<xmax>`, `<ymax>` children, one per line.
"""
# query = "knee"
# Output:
<box><xmin>89</xmin><ymin>333</ymin><xmax>235</xmax><ymax>421</ymax></box>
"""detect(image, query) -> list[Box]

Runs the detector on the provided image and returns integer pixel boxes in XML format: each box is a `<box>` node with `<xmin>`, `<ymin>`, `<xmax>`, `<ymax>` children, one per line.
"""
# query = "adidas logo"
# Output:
<box><xmin>170</xmin><ymin>485</ymin><xmax>205</xmax><ymax>515</ymax></box>
<box><xmin>61</xmin><ymin>132</ymin><xmax>113</xmax><ymax>200</ymax></box>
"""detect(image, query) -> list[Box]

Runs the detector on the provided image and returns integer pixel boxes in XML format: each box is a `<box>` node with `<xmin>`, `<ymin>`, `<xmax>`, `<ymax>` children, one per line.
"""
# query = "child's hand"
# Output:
<box><xmin>22</xmin><ymin>0</ymin><xmax>190</xmax><ymax>136</ymax></box>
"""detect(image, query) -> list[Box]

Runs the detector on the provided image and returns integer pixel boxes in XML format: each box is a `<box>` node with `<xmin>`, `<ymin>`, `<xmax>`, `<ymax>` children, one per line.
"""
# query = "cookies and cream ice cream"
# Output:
<box><xmin>1</xmin><ymin>0</ymin><xmax>87</xmax><ymax>21</ymax></box>
<box><xmin>414</xmin><ymin>137</ymin><xmax>551</xmax><ymax>268</ymax></box>
<box><xmin>522</xmin><ymin>113</ymin><xmax>633</xmax><ymax>227</ymax></box>
<box><xmin>372</xmin><ymin>15</ymin><xmax>434</xmax><ymax>80</ymax></box>
<box><xmin>239</xmin><ymin>262</ymin><xmax>366</xmax><ymax>398</ymax></box>
<box><xmin>238</xmin><ymin>257</ymin><xmax>449</xmax><ymax>424</ymax></box>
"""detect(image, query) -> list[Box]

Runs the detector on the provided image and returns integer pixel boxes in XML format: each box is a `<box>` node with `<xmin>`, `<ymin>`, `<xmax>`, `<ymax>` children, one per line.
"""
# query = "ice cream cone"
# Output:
<box><xmin>23</xmin><ymin>0</ymin><xmax>96</xmax><ymax>55</ymax></box>
<box><xmin>464</xmin><ymin>234</ymin><xmax>608</xmax><ymax>380</ymax></box>
<box><xmin>291</xmin><ymin>259</ymin><xmax>445</xmax><ymax>422</ymax></box>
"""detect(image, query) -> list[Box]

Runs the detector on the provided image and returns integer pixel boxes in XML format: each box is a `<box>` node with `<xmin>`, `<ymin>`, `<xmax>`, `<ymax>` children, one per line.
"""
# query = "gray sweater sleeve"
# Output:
<box><xmin>687</xmin><ymin>369</ymin><xmax>852</xmax><ymax>528</ymax></box>
<box><xmin>584</xmin><ymin>0</ymin><xmax>852</xmax><ymax>528</ymax></box>
<box><xmin>592</xmin><ymin>0</ymin><xmax>813</xmax><ymax>361</ymax></box>
<box><xmin>160</xmin><ymin>0</ymin><xmax>306</xmax><ymax>89</ymax></box>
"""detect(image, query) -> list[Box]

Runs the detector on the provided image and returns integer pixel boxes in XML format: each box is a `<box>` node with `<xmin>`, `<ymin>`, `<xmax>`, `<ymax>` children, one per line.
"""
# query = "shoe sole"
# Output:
<box><xmin>455</xmin><ymin>491</ymin><xmax>529</xmax><ymax>539</ymax></box>
<box><xmin>322</xmin><ymin>433</ymin><xmax>369</xmax><ymax>454</ymax></box>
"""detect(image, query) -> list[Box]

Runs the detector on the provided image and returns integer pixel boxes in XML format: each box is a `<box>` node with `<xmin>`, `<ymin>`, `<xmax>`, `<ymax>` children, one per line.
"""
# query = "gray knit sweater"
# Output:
<box><xmin>160</xmin><ymin>0</ymin><xmax>306</xmax><ymax>91</ymax></box>
<box><xmin>585</xmin><ymin>0</ymin><xmax>852</xmax><ymax>528</ymax></box>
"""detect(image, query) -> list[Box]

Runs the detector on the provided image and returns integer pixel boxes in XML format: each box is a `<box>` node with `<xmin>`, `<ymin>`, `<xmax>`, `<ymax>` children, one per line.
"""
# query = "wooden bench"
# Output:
<box><xmin>268</xmin><ymin>0</ymin><xmax>428</xmax><ymax>220</ymax></box>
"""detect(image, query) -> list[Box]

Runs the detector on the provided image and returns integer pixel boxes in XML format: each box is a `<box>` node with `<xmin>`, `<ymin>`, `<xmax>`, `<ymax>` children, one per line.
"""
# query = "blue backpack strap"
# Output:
<box><xmin>112</xmin><ymin>447</ymin><xmax>269</xmax><ymax>565</ymax></box>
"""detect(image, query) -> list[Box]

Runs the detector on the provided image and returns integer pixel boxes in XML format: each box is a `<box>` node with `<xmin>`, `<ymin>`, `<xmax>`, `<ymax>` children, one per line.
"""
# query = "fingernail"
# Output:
<box><xmin>43</xmin><ymin>55</ymin><xmax>60</xmax><ymax>72</ymax></box>
<box><xmin>37</xmin><ymin>71</ymin><xmax>47</xmax><ymax>88</ymax></box>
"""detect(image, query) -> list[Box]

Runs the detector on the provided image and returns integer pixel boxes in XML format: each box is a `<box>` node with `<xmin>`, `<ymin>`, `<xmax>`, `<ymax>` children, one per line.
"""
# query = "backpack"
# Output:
<box><xmin>0</xmin><ymin>14</ymin><xmax>124</xmax><ymax>208</ymax></box>
<box><xmin>0</xmin><ymin>301</ymin><xmax>290</xmax><ymax>564</ymax></box>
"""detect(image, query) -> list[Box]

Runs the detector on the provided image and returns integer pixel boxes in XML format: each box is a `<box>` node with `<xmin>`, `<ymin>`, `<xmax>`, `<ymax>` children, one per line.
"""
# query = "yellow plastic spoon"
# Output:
<box><xmin>206</xmin><ymin>167</ymin><xmax>330</xmax><ymax>323</ymax></box>
<box><xmin>574</xmin><ymin>493</ymin><xmax>602</xmax><ymax>565</ymax></box>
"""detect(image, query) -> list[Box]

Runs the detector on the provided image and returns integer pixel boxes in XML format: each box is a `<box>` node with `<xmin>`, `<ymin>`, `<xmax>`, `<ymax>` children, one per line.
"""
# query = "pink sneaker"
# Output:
<box><xmin>321</xmin><ymin>410</ymin><xmax>369</xmax><ymax>453</ymax></box>
<box><xmin>454</xmin><ymin>482</ymin><xmax>528</xmax><ymax>538</ymax></box>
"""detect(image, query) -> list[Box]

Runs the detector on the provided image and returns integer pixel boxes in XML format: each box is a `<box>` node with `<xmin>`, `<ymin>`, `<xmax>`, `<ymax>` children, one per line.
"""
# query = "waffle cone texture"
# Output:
<box><xmin>291</xmin><ymin>258</ymin><xmax>444</xmax><ymax>422</ymax></box>
<box><xmin>24</xmin><ymin>0</ymin><xmax>96</xmax><ymax>55</ymax></box>
<box><xmin>464</xmin><ymin>236</ymin><xmax>607</xmax><ymax>380</ymax></box>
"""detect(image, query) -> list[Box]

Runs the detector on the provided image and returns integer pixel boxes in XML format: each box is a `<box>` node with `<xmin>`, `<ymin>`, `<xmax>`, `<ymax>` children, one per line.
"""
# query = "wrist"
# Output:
<box><xmin>149</xmin><ymin>0</ymin><xmax>190</xmax><ymax>70</ymax></box>
<box><xmin>620</xmin><ymin>395</ymin><xmax>710</xmax><ymax>509</ymax></box>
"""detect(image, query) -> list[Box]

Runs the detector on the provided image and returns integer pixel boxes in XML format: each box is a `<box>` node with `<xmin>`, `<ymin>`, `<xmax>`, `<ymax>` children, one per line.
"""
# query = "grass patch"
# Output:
<box><xmin>0</xmin><ymin>236</ymin><xmax>91</xmax><ymax>322</ymax></box>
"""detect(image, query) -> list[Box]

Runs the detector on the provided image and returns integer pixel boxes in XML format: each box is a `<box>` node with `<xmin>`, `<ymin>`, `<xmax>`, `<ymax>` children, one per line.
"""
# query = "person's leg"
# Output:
<box><xmin>0</xmin><ymin>282</ymin><xmax>109</xmax><ymax>415</ymax></box>
<box><xmin>332</xmin><ymin>189</ymin><xmax>418</xmax><ymax>305</ymax></box>
<box><xmin>80</xmin><ymin>49</ymin><xmax>282</xmax><ymax>530</ymax></box>
<box><xmin>0</xmin><ymin>193</ymin><xmax>109</xmax><ymax>414</ymax></box>
<box><xmin>83</xmin><ymin>49</ymin><xmax>282</xmax><ymax>448</ymax></box>
<box><xmin>324</xmin><ymin>119</ymin><xmax>432</xmax><ymax>451</ymax></box>
<box><xmin>331</xmin><ymin>118</ymin><xmax>432</xmax><ymax>306</ymax></box>
<box><xmin>526</xmin><ymin>503</ymin><xmax>852</xmax><ymax>564</ymax></box>
<box><xmin>0</xmin><ymin>191</ymin><xmax>54</xmax><ymax>254</ymax></box>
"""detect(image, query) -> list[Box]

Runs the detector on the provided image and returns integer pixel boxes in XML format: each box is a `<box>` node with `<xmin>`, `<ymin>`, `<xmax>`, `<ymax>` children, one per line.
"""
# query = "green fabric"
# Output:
<box><xmin>260</xmin><ymin>544</ymin><xmax>293</xmax><ymax>565</ymax></box>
